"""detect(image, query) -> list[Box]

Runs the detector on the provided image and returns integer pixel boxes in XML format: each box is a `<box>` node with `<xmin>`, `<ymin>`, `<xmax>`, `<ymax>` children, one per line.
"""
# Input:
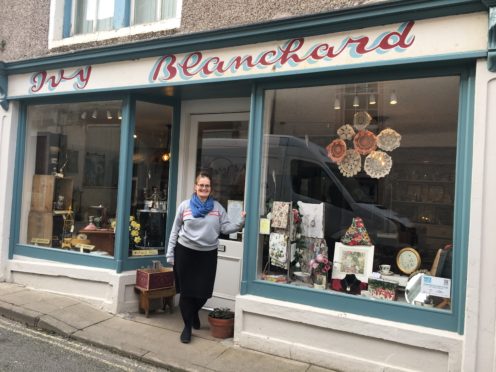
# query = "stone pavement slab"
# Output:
<box><xmin>46</xmin><ymin>302</ymin><xmax>113</xmax><ymax>329</ymax></box>
<box><xmin>0</xmin><ymin>300</ymin><xmax>43</xmax><ymax>327</ymax></box>
<box><xmin>38</xmin><ymin>314</ymin><xmax>79</xmax><ymax>336</ymax></box>
<box><xmin>205</xmin><ymin>347</ymin><xmax>310</xmax><ymax>372</ymax></box>
<box><xmin>0</xmin><ymin>282</ymin><xmax>338</xmax><ymax>372</ymax></box>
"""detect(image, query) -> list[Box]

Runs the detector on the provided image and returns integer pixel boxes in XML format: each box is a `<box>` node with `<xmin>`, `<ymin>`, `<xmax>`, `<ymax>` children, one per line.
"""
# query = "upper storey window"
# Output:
<box><xmin>48</xmin><ymin>0</ymin><xmax>182</xmax><ymax>48</ymax></box>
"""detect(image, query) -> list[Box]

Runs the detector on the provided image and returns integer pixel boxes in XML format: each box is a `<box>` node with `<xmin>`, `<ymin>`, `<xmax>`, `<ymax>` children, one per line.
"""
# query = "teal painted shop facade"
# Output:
<box><xmin>2</xmin><ymin>1</ymin><xmax>496</xmax><ymax>370</ymax></box>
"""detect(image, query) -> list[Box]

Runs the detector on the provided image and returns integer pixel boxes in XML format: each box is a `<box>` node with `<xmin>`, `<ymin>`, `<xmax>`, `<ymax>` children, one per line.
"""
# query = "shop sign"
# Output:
<box><xmin>7</xmin><ymin>12</ymin><xmax>487</xmax><ymax>98</ymax></box>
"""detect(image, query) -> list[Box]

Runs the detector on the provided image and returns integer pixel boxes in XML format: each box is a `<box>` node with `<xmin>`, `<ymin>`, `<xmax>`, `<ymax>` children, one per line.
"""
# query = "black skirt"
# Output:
<box><xmin>174</xmin><ymin>242</ymin><xmax>218</xmax><ymax>298</ymax></box>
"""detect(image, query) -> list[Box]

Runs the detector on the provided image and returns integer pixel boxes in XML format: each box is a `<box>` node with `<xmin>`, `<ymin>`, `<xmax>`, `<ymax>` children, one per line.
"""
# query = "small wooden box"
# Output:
<box><xmin>27</xmin><ymin>211</ymin><xmax>53</xmax><ymax>244</ymax></box>
<box><xmin>31</xmin><ymin>175</ymin><xmax>73</xmax><ymax>212</ymax></box>
<box><xmin>136</xmin><ymin>268</ymin><xmax>174</xmax><ymax>290</ymax></box>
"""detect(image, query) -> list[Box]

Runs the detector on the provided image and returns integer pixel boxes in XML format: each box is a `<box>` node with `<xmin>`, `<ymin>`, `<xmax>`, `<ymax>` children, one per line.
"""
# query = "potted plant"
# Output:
<box><xmin>207</xmin><ymin>307</ymin><xmax>235</xmax><ymax>338</ymax></box>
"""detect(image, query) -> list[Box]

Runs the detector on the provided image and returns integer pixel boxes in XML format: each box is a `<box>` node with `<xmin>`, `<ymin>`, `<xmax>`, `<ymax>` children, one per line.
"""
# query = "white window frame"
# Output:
<box><xmin>48</xmin><ymin>0</ymin><xmax>182</xmax><ymax>50</ymax></box>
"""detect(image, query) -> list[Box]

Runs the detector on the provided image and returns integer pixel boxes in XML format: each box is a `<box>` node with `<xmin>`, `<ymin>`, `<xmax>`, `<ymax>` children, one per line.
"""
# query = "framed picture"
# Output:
<box><xmin>331</xmin><ymin>242</ymin><xmax>375</xmax><ymax>283</ymax></box>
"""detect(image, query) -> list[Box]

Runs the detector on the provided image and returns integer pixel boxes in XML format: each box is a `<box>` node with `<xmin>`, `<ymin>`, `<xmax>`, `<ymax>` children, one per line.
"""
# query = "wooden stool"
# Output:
<box><xmin>134</xmin><ymin>286</ymin><xmax>176</xmax><ymax>317</ymax></box>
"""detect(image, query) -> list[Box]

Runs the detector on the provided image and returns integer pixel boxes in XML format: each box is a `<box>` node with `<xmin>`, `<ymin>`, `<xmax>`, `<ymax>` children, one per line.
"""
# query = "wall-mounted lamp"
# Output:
<box><xmin>333</xmin><ymin>96</ymin><xmax>341</xmax><ymax>110</ymax></box>
<box><xmin>118</xmin><ymin>110</ymin><xmax>122</xmax><ymax>120</ymax></box>
<box><xmin>161</xmin><ymin>152</ymin><xmax>171</xmax><ymax>162</ymax></box>
<box><xmin>369</xmin><ymin>94</ymin><xmax>376</xmax><ymax>105</ymax></box>
<box><xmin>133</xmin><ymin>134</ymin><xmax>137</xmax><ymax>139</ymax></box>
<box><xmin>80</xmin><ymin>111</ymin><xmax>87</xmax><ymax>120</ymax></box>
<box><xmin>91</xmin><ymin>110</ymin><xmax>97</xmax><ymax>119</ymax></box>
<box><xmin>106</xmin><ymin>110</ymin><xmax>112</xmax><ymax>120</ymax></box>
<box><xmin>390</xmin><ymin>90</ymin><xmax>398</xmax><ymax>105</ymax></box>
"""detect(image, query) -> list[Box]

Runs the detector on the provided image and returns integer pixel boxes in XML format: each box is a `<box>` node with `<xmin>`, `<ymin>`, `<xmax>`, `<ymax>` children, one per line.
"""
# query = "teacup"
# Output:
<box><xmin>379</xmin><ymin>264</ymin><xmax>391</xmax><ymax>274</ymax></box>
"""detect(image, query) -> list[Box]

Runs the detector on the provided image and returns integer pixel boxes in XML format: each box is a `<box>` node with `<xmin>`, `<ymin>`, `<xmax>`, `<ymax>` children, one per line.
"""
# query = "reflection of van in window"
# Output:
<box><xmin>200</xmin><ymin>135</ymin><xmax>417</xmax><ymax>261</ymax></box>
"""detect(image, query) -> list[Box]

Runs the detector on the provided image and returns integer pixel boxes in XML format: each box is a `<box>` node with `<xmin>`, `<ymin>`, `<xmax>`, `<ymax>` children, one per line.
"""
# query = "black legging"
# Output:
<box><xmin>179</xmin><ymin>295</ymin><xmax>207</xmax><ymax>326</ymax></box>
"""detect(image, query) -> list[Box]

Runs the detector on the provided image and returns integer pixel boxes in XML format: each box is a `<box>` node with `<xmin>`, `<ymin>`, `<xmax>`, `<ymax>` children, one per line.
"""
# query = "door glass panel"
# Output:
<box><xmin>195</xmin><ymin>120</ymin><xmax>248</xmax><ymax>241</ymax></box>
<box><xmin>128</xmin><ymin>101</ymin><xmax>173</xmax><ymax>257</ymax></box>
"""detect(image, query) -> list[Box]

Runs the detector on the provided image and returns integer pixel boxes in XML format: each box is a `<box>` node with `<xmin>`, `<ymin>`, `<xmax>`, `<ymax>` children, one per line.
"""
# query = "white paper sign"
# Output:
<box><xmin>227</xmin><ymin>200</ymin><xmax>243</xmax><ymax>239</ymax></box>
<box><xmin>421</xmin><ymin>275</ymin><xmax>451</xmax><ymax>298</ymax></box>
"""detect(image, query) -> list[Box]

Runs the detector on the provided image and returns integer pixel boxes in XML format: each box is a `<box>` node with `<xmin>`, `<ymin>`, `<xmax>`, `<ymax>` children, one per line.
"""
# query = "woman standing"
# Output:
<box><xmin>166</xmin><ymin>172</ymin><xmax>245</xmax><ymax>343</ymax></box>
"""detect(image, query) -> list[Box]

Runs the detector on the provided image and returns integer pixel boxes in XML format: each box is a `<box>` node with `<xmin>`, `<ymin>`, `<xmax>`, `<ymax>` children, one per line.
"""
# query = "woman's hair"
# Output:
<box><xmin>195</xmin><ymin>171</ymin><xmax>212</xmax><ymax>185</ymax></box>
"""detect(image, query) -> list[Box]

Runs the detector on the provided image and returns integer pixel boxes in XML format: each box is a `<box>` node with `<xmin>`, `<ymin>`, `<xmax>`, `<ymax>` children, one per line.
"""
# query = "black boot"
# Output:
<box><xmin>192</xmin><ymin>312</ymin><xmax>200</xmax><ymax>330</ymax></box>
<box><xmin>180</xmin><ymin>325</ymin><xmax>192</xmax><ymax>343</ymax></box>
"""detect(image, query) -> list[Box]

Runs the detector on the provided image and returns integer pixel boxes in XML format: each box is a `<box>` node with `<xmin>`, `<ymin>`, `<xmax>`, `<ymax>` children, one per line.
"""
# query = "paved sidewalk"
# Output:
<box><xmin>0</xmin><ymin>282</ymin><xmax>335</xmax><ymax>372</ymax></box>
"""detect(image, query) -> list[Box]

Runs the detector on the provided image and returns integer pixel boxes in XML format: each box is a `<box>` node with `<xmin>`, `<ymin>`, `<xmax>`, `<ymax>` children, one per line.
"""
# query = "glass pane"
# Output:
<box><xmin>134</xmin><ymin>0</ymin><xmax>157</xmax><ymax>25</ymax></box>
<box><xmin>258</xmin><ymin>77</ymin><xmax>458</xmax><ymax>311</ymax></box>
<box><xmin>161</xmin><ymin>0</ymin><xmax>176</xmax><ymax>19</ymax></box>
<box><xmin>20</xmin><ymin>101</ymin><xmax>122</xmax><ymax>257</ymax></box>
<box><xmin>74</xmin><ymin>0</ymin><xmax>94</xmax><ymax>35</ymax></box>
<box><xmin>195</xmin><ymin>120</ymin><xmax>248</xmax><ymax>241</ymax></box>
<box><xmin>74</xmin><ymin>0</ymin><xmax>115</xmax><ymax>34</ymax></box>
<box><xmin>128</xmin><ymin>101</ymin><xmax>172</xmax><ymax>257</ymax></box>
<box><xmin>96</xmin><ymin>0</ymin><xmax>115</xmax><ymax>31</ymax></box>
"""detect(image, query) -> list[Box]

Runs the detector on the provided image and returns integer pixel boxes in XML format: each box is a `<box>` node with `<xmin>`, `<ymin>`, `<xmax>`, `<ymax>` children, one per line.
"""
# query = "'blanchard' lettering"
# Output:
<box><xmin>150</xmin><ymin>21</ymin><xmax>415</xmax><ymax>82</ymax></box>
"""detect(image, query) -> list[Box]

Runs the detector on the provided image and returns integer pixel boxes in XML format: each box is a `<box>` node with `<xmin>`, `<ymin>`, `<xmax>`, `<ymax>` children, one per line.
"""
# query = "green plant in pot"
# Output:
<box><xmin>207</xmin><ymin>307</ymin><xmax>235</xmax><ymax>338</ymax></box>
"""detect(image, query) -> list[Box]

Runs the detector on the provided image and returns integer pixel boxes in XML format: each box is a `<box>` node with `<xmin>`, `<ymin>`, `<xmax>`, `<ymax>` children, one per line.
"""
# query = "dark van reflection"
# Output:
<box><xmin>199</xmin><ymin>135</ymin><xmax>417</xmax><ymax>264</ymax></box>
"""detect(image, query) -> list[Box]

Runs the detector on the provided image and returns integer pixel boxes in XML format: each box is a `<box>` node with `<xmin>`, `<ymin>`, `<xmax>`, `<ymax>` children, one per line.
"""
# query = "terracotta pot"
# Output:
<box><xmin>207</xmin><ymin>316</ymin><xmax>234</xmax><ymax>338</ymax></box>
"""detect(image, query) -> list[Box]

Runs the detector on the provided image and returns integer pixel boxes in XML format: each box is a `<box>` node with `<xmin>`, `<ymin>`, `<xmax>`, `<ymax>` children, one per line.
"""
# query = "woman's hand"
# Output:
<box><xmin>241</xmin><ymin>211</ymin><xmax>246</xmax><ymax>218</ymax></box>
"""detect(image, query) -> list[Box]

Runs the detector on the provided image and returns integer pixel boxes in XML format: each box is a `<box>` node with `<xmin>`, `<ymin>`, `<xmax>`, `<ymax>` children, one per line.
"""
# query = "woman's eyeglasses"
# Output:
<box><xmin>196</xmin><ymin>184</ymin><xmax>211</xmax><ymax>189</ymax></box>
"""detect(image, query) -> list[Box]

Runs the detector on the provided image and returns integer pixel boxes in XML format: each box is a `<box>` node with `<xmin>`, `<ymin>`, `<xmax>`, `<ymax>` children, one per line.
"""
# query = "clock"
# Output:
<box><xmin>396</xmin><ymin>247</ymin><xmax>421</xmax><ymax>275</ymax></box>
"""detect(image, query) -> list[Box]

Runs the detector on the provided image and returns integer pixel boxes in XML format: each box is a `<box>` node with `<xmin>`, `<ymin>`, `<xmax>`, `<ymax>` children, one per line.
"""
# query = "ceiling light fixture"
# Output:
<box><xmin>118</xmin><ymin>110</ymin><xmax>122</xmax><ymax>120</ymax></box>
<box><xmin>91</xmin><ymin>110</ymin><xmax>97</xmax><ymax>119</ymax></box>
<box><xmin>369</xmin><ymin>93</ymin><xmax>376</xmax><ymax>105</ymax></box>
<box><xmin>353</xmin><ymin>95</ymin><xmax>360</xmax><ymax>107</ymax></box>
<box><xmin>80</xmin><ymin>111</ymin><xmax>87</xmax><ymax>120</ymax></box>
<box><xmin>333</xmin><ymin>95</ymin><xmax>341</xmax><ymax>110</ymax></box>
<box><xmin>106</xmin><ymin>110</ymin><xmax>112</xmax><ymax>120</ymax></box>
<box><xmin>390</xmin><ymin>90</ymin><xmax>398</xmax><ymax>105</ymax></box>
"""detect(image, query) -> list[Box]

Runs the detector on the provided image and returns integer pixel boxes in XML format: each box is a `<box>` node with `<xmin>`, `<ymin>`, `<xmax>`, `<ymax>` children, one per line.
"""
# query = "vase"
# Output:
<box><xmin>313</xmin><ymin>274</ymin><xmax>327</xmax><ymax>289</ymax></box>
<box><xmin>207</xmin><ymin>316</ymin><xmax>235</xmax><ymax>338</ymax></box>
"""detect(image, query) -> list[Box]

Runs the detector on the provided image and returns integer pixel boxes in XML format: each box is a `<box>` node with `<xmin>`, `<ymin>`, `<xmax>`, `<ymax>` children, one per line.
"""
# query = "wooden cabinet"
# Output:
<box><xmin>386</xmin><ymin>148</ymin><xmax>455</xmax><ymax>267</ymax></box>
<box><xmin>27</xmin><ymin>175</ymin><xmax>74</xmax><ymax>247</ymax></box>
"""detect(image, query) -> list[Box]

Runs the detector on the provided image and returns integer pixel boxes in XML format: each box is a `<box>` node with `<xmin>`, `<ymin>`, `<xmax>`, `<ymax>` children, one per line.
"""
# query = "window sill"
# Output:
<box><xmin>49</xmin><ymin>18</ymin><xmax>181</xmax><ymax>50</ymax></box>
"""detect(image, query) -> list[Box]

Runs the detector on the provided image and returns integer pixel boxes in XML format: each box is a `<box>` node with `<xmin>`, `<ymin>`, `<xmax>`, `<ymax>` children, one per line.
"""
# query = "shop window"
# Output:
<box><xmin>258</xmin><ymin>77</ymin><xmax>458</xmax><ymax>310</ymax></box>
<box><xmin>20</xmin><ymin>101</ymin><xmax>122</xmax><ymax>257</ymax></box>
<box><xmin>128</xmin><ymin>101</ymin><xmax>172</xmax><ymax>257</ymax></box>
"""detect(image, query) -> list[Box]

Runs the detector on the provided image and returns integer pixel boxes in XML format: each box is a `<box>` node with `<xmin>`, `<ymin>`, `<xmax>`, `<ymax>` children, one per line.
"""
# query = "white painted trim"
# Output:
<box><xmin>6</xmin><ymin>256</ymin><xmax>139</xmax><ymax>313</ymax></box>
<box><xmin>462</xmin><ymin>59</ymin><xmax>496</xmax><ymax>372</ymax></box>
<box><xmin>236</xmin><ymin>294</ymin><xmax>462</xmax><ymax>371</ymax></box>
<box><xmin>0</xmin><ymin>103</ymin><xmax>18</xmax><ymax>282</ymax></box>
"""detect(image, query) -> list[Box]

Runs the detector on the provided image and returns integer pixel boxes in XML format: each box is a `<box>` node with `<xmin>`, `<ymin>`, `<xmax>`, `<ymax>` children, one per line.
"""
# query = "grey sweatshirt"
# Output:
<box><xmin>166</xmin><ymin>199</ymin><xmax>244</xmax><ymax>260</ymax></box>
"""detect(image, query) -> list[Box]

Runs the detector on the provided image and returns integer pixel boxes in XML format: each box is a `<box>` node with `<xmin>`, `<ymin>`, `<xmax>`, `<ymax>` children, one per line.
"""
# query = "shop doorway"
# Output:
<box><xmin>185</xmin><ymin>111</ymin><xmax>250</xmax><ymax>309</ymax></box>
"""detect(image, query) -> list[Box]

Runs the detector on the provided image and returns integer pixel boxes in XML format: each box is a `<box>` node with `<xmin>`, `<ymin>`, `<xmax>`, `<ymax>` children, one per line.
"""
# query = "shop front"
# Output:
<box><xmin>1</xmin><ymin>3</ymin><xmax>494</xmax><ymax>370</ymax></box>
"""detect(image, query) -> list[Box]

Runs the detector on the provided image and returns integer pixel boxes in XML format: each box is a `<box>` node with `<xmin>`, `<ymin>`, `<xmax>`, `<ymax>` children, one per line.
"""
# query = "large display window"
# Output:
<box><xmin>257</xmin><ymin>76</ymin><xmax>458</xmax><ymax>310</ymax></box>
<box><xmin>19</xmin><ymin>101</ymin><xmax>122</xmax><ymax>257</ymax></box>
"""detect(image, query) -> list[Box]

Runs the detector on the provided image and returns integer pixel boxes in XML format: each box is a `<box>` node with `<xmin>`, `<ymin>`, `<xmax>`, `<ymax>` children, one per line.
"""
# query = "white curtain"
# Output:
<box><xmin>75</xmin><ymin>0</ymin><xmax>114</xmax><ymax>34</ymax></box>
<box><xmin>134</xmin><ymin>0</ymin><xmax>157</xmax><ymax>24</ymax></box>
